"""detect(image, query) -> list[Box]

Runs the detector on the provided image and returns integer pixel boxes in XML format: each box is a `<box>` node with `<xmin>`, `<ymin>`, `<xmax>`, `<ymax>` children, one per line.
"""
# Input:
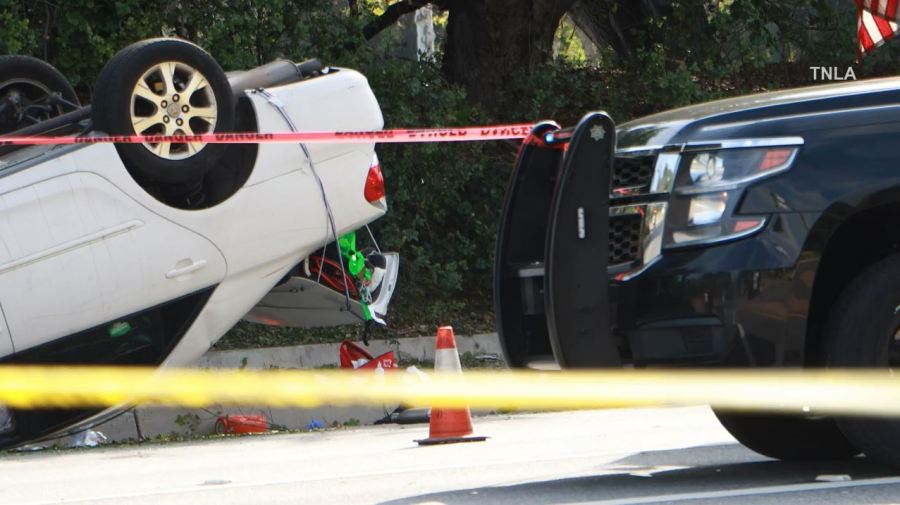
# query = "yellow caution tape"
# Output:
<box><xmin>0</xmin><ymin>366</ymin><xmax>899</xmax><ymax>417</ymax></box>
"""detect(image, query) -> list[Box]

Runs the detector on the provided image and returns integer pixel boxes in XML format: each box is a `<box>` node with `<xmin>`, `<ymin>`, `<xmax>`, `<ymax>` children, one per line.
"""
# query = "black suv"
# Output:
<box><xmin>495</xmin><ymin>78</ymin><xmax>900</xmax><ymax>468</ymax></box>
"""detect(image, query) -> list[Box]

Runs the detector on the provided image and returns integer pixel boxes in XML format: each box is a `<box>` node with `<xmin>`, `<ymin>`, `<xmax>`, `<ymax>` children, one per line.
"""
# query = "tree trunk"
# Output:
<box><xmin>568</xmin><ymin>0</ymin><xmax>672</xmax><ymax>61</ymax></box>
<box><xmin>441</xmin><ymin>0</ymin><xmax>575</xmax><ymax>104</ymax></box>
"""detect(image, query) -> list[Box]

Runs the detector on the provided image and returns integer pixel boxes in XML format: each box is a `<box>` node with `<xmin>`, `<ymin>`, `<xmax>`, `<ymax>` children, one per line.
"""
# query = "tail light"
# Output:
<box><xmin>364</xmin><ymin>155</ymin><xmax>385</xmax><ymax>203</ymax></box>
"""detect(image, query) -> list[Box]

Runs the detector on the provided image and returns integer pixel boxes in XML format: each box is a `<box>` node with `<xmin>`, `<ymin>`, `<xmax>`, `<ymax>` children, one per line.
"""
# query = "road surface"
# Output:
<box><xmin>1</xmin><ymin>406</ymin><xmax>899</xmax><ymax>504</ymax></box>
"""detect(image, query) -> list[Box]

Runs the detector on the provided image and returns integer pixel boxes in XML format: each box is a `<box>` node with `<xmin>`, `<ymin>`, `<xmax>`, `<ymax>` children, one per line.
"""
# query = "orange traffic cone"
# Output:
<box><xmin>416</xmin><ymin>326</ymin><xmax>488</xmax><ymax>446</ymax></box>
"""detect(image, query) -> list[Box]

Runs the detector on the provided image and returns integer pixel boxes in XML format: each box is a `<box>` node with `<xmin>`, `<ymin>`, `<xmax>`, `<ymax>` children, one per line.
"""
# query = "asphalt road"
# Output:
<box><xmin>2</xmin><ymin>406</ymin><xmax>899</xmax><ymax>505</ymax></box>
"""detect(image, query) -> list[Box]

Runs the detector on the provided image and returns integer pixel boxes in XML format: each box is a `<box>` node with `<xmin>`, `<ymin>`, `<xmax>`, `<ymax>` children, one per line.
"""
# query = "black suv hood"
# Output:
<box><xmin>617</xmin><ymin>76</ymin><xmax>900</xmax><ymax>149</ymax></box>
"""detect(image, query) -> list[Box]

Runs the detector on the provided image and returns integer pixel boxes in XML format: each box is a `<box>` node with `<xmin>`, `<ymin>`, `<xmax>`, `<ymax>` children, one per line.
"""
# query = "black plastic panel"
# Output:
<box><xmin>496</xmin><ymin>113</ymin><xmax>623</xmax><ymax>369</ymax></box>
<box><xmin>494</xmin><ymin>122</ymin><xmax>562</xmax><ymax>367</ymax></box>
<box><xmin>612</xmin><ymin>155</ymin><xmax>655</xmax><ymax>188</ymax></box>
<box><xmin>545</xmin><ymin>112</ymin><xmax>620</xmax><ymax>368</ymax></box>
<box><xmin>610</xmin><ymin>214</ymin><xmax>642</xmax><ymax>265</ymax></box>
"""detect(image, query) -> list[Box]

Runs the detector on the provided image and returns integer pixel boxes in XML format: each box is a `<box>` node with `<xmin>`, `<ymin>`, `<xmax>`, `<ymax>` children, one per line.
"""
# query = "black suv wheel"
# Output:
<box><xmin>713</xmin><ymin>410</ymin><xmax>859</xmax><ymax>461</ymax></box>
<box><xmin>826</xmin><ymin>252</ymin><xmax>900</xmax><ymax>469</ymax></box>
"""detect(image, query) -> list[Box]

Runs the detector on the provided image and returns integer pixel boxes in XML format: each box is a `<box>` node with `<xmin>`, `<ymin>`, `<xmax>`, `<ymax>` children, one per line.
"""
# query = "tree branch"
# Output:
<box><xmin>569</xmin><ymin>0</ymin><xmax>671</xmax><ymax>61</ymax></box>
<box><xmin>363</xmin><ymin>0</ymin><xmax>432</xmax><ymax>40</ymax></box>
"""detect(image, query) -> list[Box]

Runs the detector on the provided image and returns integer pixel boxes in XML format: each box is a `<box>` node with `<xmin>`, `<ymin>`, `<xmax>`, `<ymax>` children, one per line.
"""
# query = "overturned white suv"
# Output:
<box><xmin>0</xmin><ymin>38</ymin><xmax>397</xmax><ymax>447</ymax></box>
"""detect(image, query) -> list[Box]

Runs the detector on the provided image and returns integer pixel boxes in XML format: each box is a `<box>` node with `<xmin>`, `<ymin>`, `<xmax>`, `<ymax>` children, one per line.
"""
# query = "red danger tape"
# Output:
<box><xmin>0</xmin><ymin>124</ymin><xmax>536</xmax><ymax>146</ymax></box>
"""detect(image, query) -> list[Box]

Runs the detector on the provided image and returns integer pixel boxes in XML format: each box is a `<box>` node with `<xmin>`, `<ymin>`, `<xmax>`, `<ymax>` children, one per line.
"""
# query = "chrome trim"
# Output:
<box><xmin>610</xmin><ymin>185</ymin><xmax>646</xmax><ymax>198</ymax></box>
<box><xmin>674</xmin><ymin>145</ymin><xmax>800</xmax><ymax>196</ymax></box>
<box><xmin>617</xmin><ymin>256</ymin><xmax>661</xmax><ymax>282</ymax></box>
<box><xmin>615</xmin><ymin>145</ymin><xmax>664</xmax><ymax>156</ymax></box>
<box><xmin>680</xmin><ymin>136</ymin><xmax>804</xmax><ymax>152</ymax></box>
<box><xmin>608</xmin><ymin>202</ymin><xmax>667</xmax><ymax>278</ymax></box>
<box><xmin>649</xmin><ymin>152</ymin><xmax>680</xmax><ymax>194</ymax></box>
<box><xmin>609</xmin><ymin>205</ymin><xmax>642</xmax><ymax>217</ymax></box>
<box><xmin>641</xmin><ymin>202</ymin><xmax>667</xmax><ymax>268</ymax></box>
<box><xmin>666</xmin><ymin>217</ymin><xmax>768</xmax><ymax>249</ymax></box>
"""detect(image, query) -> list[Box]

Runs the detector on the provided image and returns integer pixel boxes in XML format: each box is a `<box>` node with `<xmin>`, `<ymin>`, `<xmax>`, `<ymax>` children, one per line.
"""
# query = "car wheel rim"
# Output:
<box><xmin>129</xmin><ymin>61</ymin><xmax>218</xmax><ymax>161</ymax></box>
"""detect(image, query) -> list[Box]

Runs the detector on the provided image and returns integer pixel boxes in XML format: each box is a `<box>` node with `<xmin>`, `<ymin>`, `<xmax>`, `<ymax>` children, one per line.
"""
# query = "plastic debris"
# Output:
<box><xmin>405</xmin><ymin>365</ymin><xmax>428</xmax><ymax>381</ymax></box>
<box><xmin>305</xmin><ymin>419</ymin><xmax>325</xmax><ymax>430</ymax></box>
<box><xmin>69</xmin><ymin>430</ymin><xmax>108</xmax><ymax>447</ymax></box>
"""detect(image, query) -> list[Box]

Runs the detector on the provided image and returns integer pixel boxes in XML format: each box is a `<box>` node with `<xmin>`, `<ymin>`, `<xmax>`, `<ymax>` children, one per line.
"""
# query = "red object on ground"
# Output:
<box><xmin>417</xmin><ymin>326</ymin><xmax>487</xmax><ymax>445</ymax></box>
<box><xmin>339</xmin><ymin>340</ymin><xmax>398</xmax><ymax>370</ymax></box>
<box><xmin>215</xmin><ymin>415</ymin><xmax>269</xmax><ymax>435</ymax></box>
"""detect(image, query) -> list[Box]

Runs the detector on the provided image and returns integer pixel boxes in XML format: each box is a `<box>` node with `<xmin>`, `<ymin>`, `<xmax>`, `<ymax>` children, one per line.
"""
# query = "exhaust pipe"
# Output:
<box><xmin>228</xmin><ymin>59</ymin><xmax>325</xmax><ymax>95</ymax></box>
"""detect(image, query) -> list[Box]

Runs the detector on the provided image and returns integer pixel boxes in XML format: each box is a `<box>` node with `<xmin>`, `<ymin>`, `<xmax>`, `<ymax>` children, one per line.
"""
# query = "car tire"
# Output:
<box><xmin>92</xmin><ymin>38</ymin><xmax>234</xmax><ymax>185</ymax></box>
<box><xmin>0</xmin><ymin>55</ymin><xmax>79</xmax><ymax>133</ymax></box>
<box><xmin>214</xmin><ymin>418</ymin><xmax>227</xmax><ymax>435</ymax></box>
<box><xmin>825</xmin><ymin>252</ymin><xmax>900</xmax><ymax>469</ymax></box>
<box><xmin>713</xmin><ymin>410</ymin><xmax>860</xmax><ymax>461</ymax></box>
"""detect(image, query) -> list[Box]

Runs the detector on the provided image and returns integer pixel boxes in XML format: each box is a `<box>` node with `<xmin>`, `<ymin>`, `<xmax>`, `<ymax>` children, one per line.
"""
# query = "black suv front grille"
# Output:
<box><xmin>612</xmin><ymin>155</ymin><xmax>655</xmax><ymax>188</ymax></box>
<box><xmin>609</xmin><ymin>214</ymin><xmax>642</xmax><ymax>265</ymax></box>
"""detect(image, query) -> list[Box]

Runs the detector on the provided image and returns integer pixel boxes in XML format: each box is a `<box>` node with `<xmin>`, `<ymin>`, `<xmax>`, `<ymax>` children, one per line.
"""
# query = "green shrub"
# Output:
<box><xmin>8</xmin><ymin>1</ymin><xmax>900</xmax><ymax>345</ymax></box>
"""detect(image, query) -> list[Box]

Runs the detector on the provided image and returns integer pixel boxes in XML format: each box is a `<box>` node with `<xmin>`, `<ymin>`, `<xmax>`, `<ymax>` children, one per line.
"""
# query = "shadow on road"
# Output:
<box><xmin>378</xmin><ymin>443</ymin><xmax>897</xmax><ymax>505</ymax></box>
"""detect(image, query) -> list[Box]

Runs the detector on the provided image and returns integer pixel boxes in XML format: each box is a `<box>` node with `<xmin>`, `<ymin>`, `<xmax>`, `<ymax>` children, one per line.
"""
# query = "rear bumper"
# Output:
<box><xmin>244</xmin><ymin>251</ymin><xmax>399</xmax><ymax>328</ymax></box>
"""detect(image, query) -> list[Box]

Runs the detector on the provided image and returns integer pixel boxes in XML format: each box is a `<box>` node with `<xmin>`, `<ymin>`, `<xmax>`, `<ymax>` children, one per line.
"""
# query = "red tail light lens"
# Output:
<box><xmin>364</xmin><ymin>157</ymin><xmax>385</xmax><ymax>203</ymax></box>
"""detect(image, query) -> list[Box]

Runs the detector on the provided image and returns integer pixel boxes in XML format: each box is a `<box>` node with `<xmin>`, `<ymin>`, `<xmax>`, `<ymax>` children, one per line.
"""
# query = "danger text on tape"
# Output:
<box><xmin>0</xmin><ymin>124</ymin><xmax>536</xmax><ymax>146</ymax></box>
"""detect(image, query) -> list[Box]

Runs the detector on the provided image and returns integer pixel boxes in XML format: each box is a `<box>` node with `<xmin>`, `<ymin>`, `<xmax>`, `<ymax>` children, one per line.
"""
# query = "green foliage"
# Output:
<box><xmin>365</xmin><ymin>58</ymin><xmax>505</xmax><ymax>305</ymax></box>
<box><xmin>0</xmin><ymin>1</ymin><xmax>37</xmax><ymax>54</ymax></box>
<box><xmin>218</xmin><ymin>321</ymin><xmax>367</xmax><ymax>350</ymax></box>
<box><xmin>616</xmin><ymin>0</ymin><xmax>900</xmax><ymax>98</ymax></box>
<box><xmin>332</xmin><ymin>418</ymin><xmax>360</xmax><ymax>427</ymax></box>
<box><xmin>5</xmin><ymin>1</ymin><xmax>897</xmax><ymax>347</ymax></box>
<box><xmin>554</xmin><ymin>16</ymin><xmax>588</xmax><ymax>65</ymax></box>
<box><xmin>0</xmin><ymin>0</ymin><xmax>365</xmax><ymax>92</ymax></box>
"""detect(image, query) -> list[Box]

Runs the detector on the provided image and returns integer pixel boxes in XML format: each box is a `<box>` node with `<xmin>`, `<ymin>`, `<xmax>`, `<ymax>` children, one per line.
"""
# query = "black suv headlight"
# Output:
<box><xmin>664</xmin><ymin>141</ymin><xmax>800</xmax><ymax>247</ymax></box>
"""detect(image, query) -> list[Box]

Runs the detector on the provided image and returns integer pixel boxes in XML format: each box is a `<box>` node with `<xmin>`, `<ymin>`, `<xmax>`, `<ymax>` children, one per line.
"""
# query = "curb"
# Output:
<box><xmin>87</xmin><ymin>333</ymin><xmax>503</xmax><ymax>444</ymax></box>
<box><xmin>199</xmin><ymin>333</ymin><xmax>504</xmax><ymax>370</ymax></box>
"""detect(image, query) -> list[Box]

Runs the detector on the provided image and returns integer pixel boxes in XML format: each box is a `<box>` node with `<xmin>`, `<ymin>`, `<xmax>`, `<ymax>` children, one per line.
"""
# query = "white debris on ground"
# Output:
<box><xmin>69</xmin><ymin>430</ymin><xmax>108</xmax><ymax>448</ymax></box>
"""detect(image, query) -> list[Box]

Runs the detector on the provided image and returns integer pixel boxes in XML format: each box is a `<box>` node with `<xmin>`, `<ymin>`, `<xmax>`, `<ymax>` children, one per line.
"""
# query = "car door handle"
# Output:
<box><xmin>166</xmin><ymin>259</ymin><xmax>208</xmax><ymax>279</ymax></box>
